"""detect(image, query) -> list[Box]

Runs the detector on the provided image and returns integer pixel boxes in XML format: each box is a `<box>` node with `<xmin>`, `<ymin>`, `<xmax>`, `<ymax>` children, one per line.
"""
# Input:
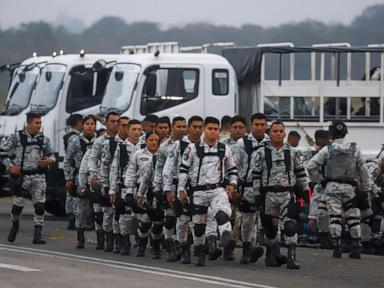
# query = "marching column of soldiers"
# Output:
<box><xmin>2</xmin><ymin>111</ymin><xmax>384</xmax><ymax>269</ymax></box>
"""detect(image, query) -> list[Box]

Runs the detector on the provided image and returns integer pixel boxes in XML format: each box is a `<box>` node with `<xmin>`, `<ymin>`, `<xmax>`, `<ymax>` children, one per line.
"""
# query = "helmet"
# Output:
<box><xmin>329</xmin><ymin>120</ymin><xmax>348</xmax><ymax>137</ymax></box>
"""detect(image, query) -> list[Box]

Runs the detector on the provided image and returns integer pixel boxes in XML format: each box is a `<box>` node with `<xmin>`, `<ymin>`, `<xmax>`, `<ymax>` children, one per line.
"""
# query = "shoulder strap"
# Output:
<box><xmin>195</xmin><ymin>141</ymin><xmax>204</xmax><ymax>184</ymax></box>
<box><xmin>218</xmin><ymin>142</ymin><xmax>226</xmax><ymax>184</ymax></box>
<box><xmin>119</xmin><ymin>143</ymin><xmax>129</xmax><ymax>184</ymax></box>
<box><xmin>153</xmin><ymin>155</ymin><xmax>157</xmax><ymax>170</ymax></box>
<box><xmin>18</xmin><ymin>131</ymin><xmax>27</xmax><ymax>170</ymax></box>
<box><xmin>140</xmin><ymin>143</ymin><xmax>146</xmax><ymax>149</ymax></box>
<box><xmin>79</xmin><ymin>138</ymin><xmax>87</xmax><ymax>156</ymax></box>
<box><xmin>63</xmin><ymin>131</ymin><xmax>77</xmax><ymax>150</ymax></box>
<box><xmin>265</xmin><ymin>146</ymin><xmax>272</xmax><ymax>186</ymax></box>
<box><xmin>180</xmin><ymin>140</ymin><xmax>189</xmax><ymax>156</ymax></box>
<box><xmin>109</xmin><ymin>137</ymin><xmax>117</xmax><ymax>158</ymax></box>
<box><xmin>243</xmin><ymin>136</ymin><xmax>253</xmax><ymax>156</ymax></box>
<box><xmin>283</xmin><ymin>148</ymin><xmax>292</xmax><ymax>186</ymax></box>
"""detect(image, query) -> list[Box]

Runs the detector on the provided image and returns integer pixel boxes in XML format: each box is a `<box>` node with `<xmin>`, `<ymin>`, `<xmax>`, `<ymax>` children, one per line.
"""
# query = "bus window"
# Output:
<box><xmin>324</xmin><ymin>97</ymin><xmax>347</xmax><ymax>120</ymax></box>
<box><xmin>264</xmin><ymin>96</ymin><xmax>290</xmax><ymax>119</ymax></box>
<box><xmin>294</xmin><ymin>97</ymin><xmax>320</xmax><ymax>120</ymax></box>
<box><xmin>351</xmin><ymin>97</ymin><xmax>380</xmax><ymax>122</ymax></box>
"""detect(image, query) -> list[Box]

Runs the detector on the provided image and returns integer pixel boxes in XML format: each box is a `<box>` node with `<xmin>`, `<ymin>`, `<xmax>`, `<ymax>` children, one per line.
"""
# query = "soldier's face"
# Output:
<box><xmin>172</xmin><ymin>120</ymin><xmax>187</xmax><ymax>139</ymax></box>
<box><xmin>143</xmin><ymin>121</ymin><xmax>157</xmax><ymax>132</ymax></box>
<box><xmin>106</xmin><ymin>115</ymin><xmax>119</xmax><ymax>134</ymax></box>
<box><xmin>251</xmin><ymin>119</ymin><xmax>267</xmax><ymax>138</ymax></box>
<box><xmin>118</xmin><ymin>119</ymin><xmax>130</xmax><ymax>139</ymax></box>
<box><xmin>316</xmin><ymin>136</ymin><xmax>330</xmax><ymax>148</ymax></box>
<box><xmin>156</xmin><ymin>123</ymin><xmax>170</xmax><ymax>139</ymax></box>
<box><xmin>269</xmin><ymin>124</ymin><xmax>285</xmax><ymax>144</ymax></box>
<box><xmin>288</xmin><ymin>136</ymin><xmax>300</xmax><ymax>147</ymax></box>
<box><xmin>128</xmin><ymin>124</ymin><xmax>142</xmax><ymax>142</ymax></box>
<box><xmin>230</xmin><ymin>121</ymin><xmax>246</xmax><ymax>140</ymax></box>
<box><xmin>146</xmin><ymin>133</ymin><xmax>160</xmax><ymax>153</ymax></box>
<box><xmin>27</xmin><ymin>117</ymin><xmax>41</xmax><ymax>134</ymax></box>
<box><xmin>189</xmin><ymin>121</ymin><xmax>204</xmax><ymax>139</ymax></box>
<box><xmin>204</xmin><ymin>123</ymin><xmax>220</xmax><ymax>141</ymax></box>
<box><xmin>83</xmin><ymin>119</ymin><xmax>96</xmax><ymax>136</ymax></box>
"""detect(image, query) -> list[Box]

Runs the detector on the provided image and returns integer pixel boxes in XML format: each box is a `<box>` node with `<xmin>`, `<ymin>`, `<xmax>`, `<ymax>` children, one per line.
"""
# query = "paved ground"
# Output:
<box><xmin>0</xmin><ymin>197</ymin><xmax>383</xmax><ymax>288</ymax></box>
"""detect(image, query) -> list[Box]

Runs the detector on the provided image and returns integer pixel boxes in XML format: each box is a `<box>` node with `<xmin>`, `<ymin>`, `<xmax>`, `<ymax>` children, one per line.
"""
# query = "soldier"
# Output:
<box><xmin>140</xmin><ymin>114</ymin><xmax>158</xmax><ymax>144</ymax></box>
<box><xmin>88</xmin><ymin>111</ymin><xmax>120</xmax><ymax>251</ymax></box>
<box><xmin>219</xmin><ymin>115</ymin><xmax>232</xmax><ymax>142</ymax></box>
<box><xmin>2</xmin><ymin>112</ymin><xmax>55</xmax><ymax>244</ymax></box>
<box><xmin>109</xmin><ymin>119</ymin><xmax>143</xmax><ymax>256</ymax></box>
<box><xmin>234</xmin><ymin>113</ymin><xmax>269</xmax><ymax>265</ymax></box>
<box><xmin>156</xmin><ymin>116</ymin><xmax>171</xmax><ymax>143</ymax></box>
<box><xmin>178</xmin><ymin>117</ymin><xmax>238</xmax><ymax>267</ymax></box>
<box><xmin>307</xmin><ymin>120</ymin><xmax>370</xmax><ymax>259</ymax></box>
<box><xmin>63</xmin><ymin>113</ymin><xmax>83</xmax><ymax>230</ymax></box>
<box><xmin>64</xmin><ymin>115</ymin><xmax>97</xmax><ymax>248</ymax></box>
<box><xmin>124</xmin><ymin>131</ymin><xmax>160</xmax><ymax>258</ymax></box>
<box><xmin>253</xmin><ymin>121</ymin><xmax>307</xmax><ymax>269</ymax></box>
<box><xmin>163</xmin><ymin>115</ymin><xmax>204</xmax><ymax>264</ymax></box>
<box><xmin>287</xmin><ymin>130</ymin><xmax>301</xmax><ymax>148</ymax></box>
<box><xmin>151</xmin><ymin>116</ymin><xmax>187</xmax><ymax>262</ymax></box>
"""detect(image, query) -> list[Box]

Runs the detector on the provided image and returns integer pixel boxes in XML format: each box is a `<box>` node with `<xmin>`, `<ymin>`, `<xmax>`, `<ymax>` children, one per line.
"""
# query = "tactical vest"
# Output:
<box><xmin>195</xmin><ymin>141</ymin><xmax>226</xmax><ymax>184</ymax></box>
<box><xmin>63</xmin><ymin>131</ymin><xmax>78</xmax><ymax>151</ymax></box>
<box><xmin>18</xmin><ymin>130</ymin><xmax>45</xmax><ymax>172</ymax></box>
<box><xmin>324</xmin><ymin>143</ymin><xmax>357</xmax><ymax>182</ymax></box>
<box><xmin>264</xmin><ymin>145</ymin><xmax>292</xmax><ymax>187</ymax></box>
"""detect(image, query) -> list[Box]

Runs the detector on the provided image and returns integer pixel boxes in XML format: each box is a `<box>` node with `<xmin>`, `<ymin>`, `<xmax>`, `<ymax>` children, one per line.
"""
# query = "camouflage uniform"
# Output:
<box><xmin>1</xmin><ymin>129</ymin><xmax>55</xmax><ymax>241</ymax></box>
<box><xmin>307</xmin><ymin>138</ymin><xmax>370</xmax><ymax>257</ymax></box>
<box><xmin>178</xmin><ymin>139</ymin><xmax>238</xmax><ymax>265</ymax></box>
<box><xmin>253</xmin><ymin>142</ymin><xmax>307</xmax><ymax>268</ymax></box>
<box><xmin>234</xmin><ymin>134</ymin><xmax>269</xmax><ymax>249</ymax></box>
<box><xmin>64</xmin><ymin>133</ymin><xmax>96</xmax><ymax>229</ymax></box>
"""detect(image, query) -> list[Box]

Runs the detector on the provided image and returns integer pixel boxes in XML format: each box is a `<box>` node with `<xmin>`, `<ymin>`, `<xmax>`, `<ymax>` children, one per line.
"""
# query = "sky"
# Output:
<box><xmin>1</xmin><ymin>0</ymin><xmax>384</xmax><ymax>30</ymax></box>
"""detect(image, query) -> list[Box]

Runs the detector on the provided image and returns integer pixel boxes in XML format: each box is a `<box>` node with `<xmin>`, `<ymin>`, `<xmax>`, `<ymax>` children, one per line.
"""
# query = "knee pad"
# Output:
<box><xmin>284</xmin><ymin>221</ymin><xmax>297</xmax><ymax>237</ymax></box>
<box><xmin>194</xmin><ymin>223</ymin><xmax>206</xmax><ymax>237</ymax></box>
<box><xmin>215</xmin><ymin>210</ymin><xmax>229</xmax><ymax>226</ymax></box>
<box><xmin>193</xmin><ymin>205</ymin><xmax>208</xmax><ymax>215</ymax></box>
<box><xmin>94</xmin><ymin>212</ymin><xmax>103</xmax><ymax>225</ymax></box>
<box><xmin>261</xmin><ymin>214</ymin><xmax>278</xmax><ymax>239</ymax></box>
<box><xmin>152</xmin><ymin>223</ymin><xmax>163</xmax><ymax>235</ymax></box>
<box><xmin>164</xmin><ymin>216</ymin><xmax>176</xmax><ymax>229</ymax></box>
<box><xmin>11</xmin><ymin>205</ymin><xmax>23</xmax><ymax>216</ymax></box>
<box><xmin>372</xmin><ymin>217</ymin><xmax>382</xmax><ymax>233</ymax></box>
<box><xmin>139</xmin><ymin>222</ymin><xmax>151</xmax><ymax>234</ymax></box>
<box><xmin>34</xmin><ymin>203</ymin><xmax>45</xmax><ymax>216</ymax></box>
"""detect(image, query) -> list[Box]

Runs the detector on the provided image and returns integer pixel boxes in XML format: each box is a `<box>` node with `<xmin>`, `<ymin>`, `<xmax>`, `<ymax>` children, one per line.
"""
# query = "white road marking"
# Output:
<box><xmin>0</xmin><ymin>263</ymin><xmax>42</xmax><ymax>272</ymax></box>
<box><xmin>0</xmin><ymin>244</ymin><xmax>278</xmax><ymax>288</ymax></box>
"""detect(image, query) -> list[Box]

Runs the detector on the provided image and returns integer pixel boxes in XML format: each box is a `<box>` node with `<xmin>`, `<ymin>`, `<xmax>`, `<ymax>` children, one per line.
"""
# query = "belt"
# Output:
<box><xmin>191</xmin><ymin>183</ymin><xmax>223</xmax><ymax>192</ymax></box>
<box><xmin>261</xmin><ymin>186</ymin><xmax>293</xmax><ymax>193</ymax></box>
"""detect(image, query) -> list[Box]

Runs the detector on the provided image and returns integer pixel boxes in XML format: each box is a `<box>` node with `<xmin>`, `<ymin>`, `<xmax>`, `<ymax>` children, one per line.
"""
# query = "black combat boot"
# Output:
<box><xmin>286</xmin><ymin>244</ymin><xmax>300</xmax><ymax>269</ymax></box>
<box><xmin>349</xmin><ymin>239</ymin><xmax>361</xmax><ymax>259</ymax></box>
<box><xmin>175</xmin><ymin>240</ymin><xmax>182</xmax><ymax>260</ymax></box>
<box><xmin>195</xmin><ymin>245</ymin><xmax>206</xmax><ymax>267</ymax></box>
<box><xmin>136</xmin><ymin>237</ymin><xmax>148</xmax><ymax>257</ymax></box>
<box><xmin>222</xmin><ymin>231</ymin><xmax>235</xmax><ymax>261</ymax></box>
<box><xmin>332</xmin><ymin>238</ymin><xmax>342</xmax><ymax>258</ymax></box>
<box><xmin>318</xmin><ymin>232</ymin><xmax>332</xmax><ymax>249</ymax></box>
<box><xmin>240</xmin><ymin>242</ymin><xmax>252</xmax><ymax>264</ymax></box>
<box><xmin>250</xmin><ymin>245</ymin><xmax>264</xmax><ymax>263</ymax></box>
<box><xmin>208</xmin><ymin>235</ymin><xmax>222</xmax><ymax>261</ymax></box>
<box><xmin>265</xmin><ymin>245</ymin><xmax>279</xmax><ymax>267</ymax></box>
<box><xmin>274</xmin><ymin>243</ymin><xmax>287</xmax><ymax>266</ymax></box>
<box><xmin>181</xmin><ymin>242</ymin><xmax>191</xmax><ymax>264</ymax></box>
<box><xmin>152</xmin><ymin>239</ymin><xmax>162</xmax><ymax>259</ymax></box>
<box><xmin>113</xmin><ymin>234</ymin><xmax>121</xmax><ymax>254</ymax></box>
<box><xmin>95</xmin><ymin>230</ymin><xmax>105</xmax><ymax>250</ymax></box>
<box><xmin>8</xmin><ymin>221</ymin><xmax>19</xmax><ymax>243</ymax></box>
<box><xmin>32</xmin><ymin>225</ymin><xmax>46</xmax><ymax>244</ymax></box>
<box><xmin>104</xmin><ymin>232</ymin><xmax>114</xmax><ymax>252</ymax></box>
<box><xmin>67</xmin><ymin>213</ymin><xmax>75</xmax><ymax>230</ymax></box>
<box><xmin>165</xmin><ymin>239</ymin><xmax>177</xmax><ymax>262</ymax></box>
<box><xmin>120</xmin><ymin>234</ymin><xmax>131</xmax><ymax>256</ymax></box>
<box><xmin>76</xmin><ymin>228</ymin><xmax>85</xmax><ymax>249</ymax></box>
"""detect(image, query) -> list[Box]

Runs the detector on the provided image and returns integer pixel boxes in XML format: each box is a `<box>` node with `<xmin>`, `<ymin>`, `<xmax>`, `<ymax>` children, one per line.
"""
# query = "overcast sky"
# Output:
<box><xmin>1</xmin><ymin>0</ymin><xmax>384</xmax><ymax>29</ymax></box>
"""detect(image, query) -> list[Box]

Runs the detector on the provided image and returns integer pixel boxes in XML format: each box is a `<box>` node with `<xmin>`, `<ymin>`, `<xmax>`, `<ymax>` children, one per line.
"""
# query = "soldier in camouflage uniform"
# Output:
<box><xmin>109</xmin><ymin>119</ymin><xmax>143</xmax><ymax>256</ymax></box>
<box><xmin>178</xmin><ymin>117</ymin><xmax>238</xmax><ymax>267</ymax></box>
<box><xmin>253</xmin><ymin>121</ymin><xmax>307</xmax><ymax>269</ymax></box>
<box><xmin>124</xmin><ymin>131</ymin><xmax>160</xmax><ymax>258</ymax></box>
<box><xmin>163</xmin><ymin>116</ymin><xmax>204</xmax><ymax>264</ymax></box>
<box><xmin>155</xmin><ymin>116</ymin><xmax>171</xmax><ymax>144</ymax></box>
<box><xmin>63</xmin><ymin>114</ymin><xmax>83</xmax><ymax>230</ymax></box>
<box><xmin>2</xmin><ymin>112</ymin><xmax>55</xmax><ymax>244</ymax></box>
<box><xmin>64</xmin><ymin>115</ymin><xmax>97</xmax><ymax>248</ymax></box>
<box><xmin>307</xmin><ymin>120</ymin><xmax>370</xmax><ymax>259</ymax></box>
<box><xmin>88</xmin><ymin>111</ymin><xmax>119</xmax><ymax>251</ymax></box>
<box><xmin>234</xmin><ymin>113</ymin><xmax>269</xmax><ymax>265</ymax></box>
<box><xmin>152</xmin><ymin>116</ymin><xmax>187</xmax><ymax>262</ymax></box>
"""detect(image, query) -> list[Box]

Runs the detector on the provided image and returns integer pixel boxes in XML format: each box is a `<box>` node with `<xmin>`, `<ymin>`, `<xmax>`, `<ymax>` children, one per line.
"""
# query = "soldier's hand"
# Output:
<box><xmin>178</xmin><ymin>191</ymin><xmax>187</xmax><ymax>204</ymax></box>
<box><xmin>9</xmin><ymin>165</ymin><xmax>21</xmax><ymax>176</ymax></box>
<box><xmin>65</xmin><ymin>180</ymin><xmax>74</xmax><ymax>191</ymax></box>
<box><xmin>165</xmin><ymin>191</ymin><xmax>175</xmax><ymax>207</ymax></box>
<box><xmin>307</xmin><ymin>218</ymin><xmax>317</xmax><ymax>232</ymax></box>
<box><xmin>90</xmin><ymin>176</ymin><xmax>99</xmax><ymax>188</ymax></box>
<box><xmin>110</xmin><ymin>194</ymin><xmax>116</xmax><ymax>204</ymax></box>
<box><xmin>226</xmin><ymin>184</ymin><xmax>236</xmax><ymax>201</ymax></box>
<box><xmin>38</xmin><ymin>156</ymin><xmax>53</xmax><ymax>168</ymax></box>
<box><xmin>136</xmin><ymin>196</ymin><xmax>144</xmax><ymax>207</ymax></box>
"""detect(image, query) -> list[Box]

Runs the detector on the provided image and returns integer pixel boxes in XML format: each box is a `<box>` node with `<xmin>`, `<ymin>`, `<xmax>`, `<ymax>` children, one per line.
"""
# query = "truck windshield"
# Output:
<box><xmin>100</xmin><ymin>63</ymin><xmax>140</xmax><ymax>114</ymax></box>
<box><xmin>4</xmin><ymin>66</ymin><xmax>40</xmax><ymax>115</ymax></box>
<box><xmin>30</xmin><ymin>64</ymin><xmax>66</xmax><ymax>113</ymax></box>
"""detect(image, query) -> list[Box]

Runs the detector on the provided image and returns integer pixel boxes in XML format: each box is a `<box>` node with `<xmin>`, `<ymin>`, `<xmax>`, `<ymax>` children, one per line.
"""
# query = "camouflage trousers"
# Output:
<box><xmin>137</xmin><ymin>212</ymin><xmax>163</xmax><ymax>240</ymax></box>
<box><xmin>308</xmin><ymin>185</ymin><xmax>329</xmax><ymax>233</ymax></box>
<box><xmin>241</xmin><ymin>187</ymin><xmax>261</xmax><ymax>243</ymax></box>
<box><xmin>65</xmin><ymin>191</ymin><xmax>79</xmax><ymax>216</ymax></box>
<box><xmin>76</xmin><ymin>198</ymin><xmax>91</xmax><ymax>229</ymax></box>
<box><xmin>11</xmin><ymin>174</ymin><xmax>46</xmax><ymax>226</ymax></box>
<box><xmin>192</xmin><ymin>188</ymin><xmax>232</xmax><ymax>246</ymax></box>
<box><xmin>325</xmin><ymin>182</ymin><xmax>361</xmax><ymax>240</ymax></box>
